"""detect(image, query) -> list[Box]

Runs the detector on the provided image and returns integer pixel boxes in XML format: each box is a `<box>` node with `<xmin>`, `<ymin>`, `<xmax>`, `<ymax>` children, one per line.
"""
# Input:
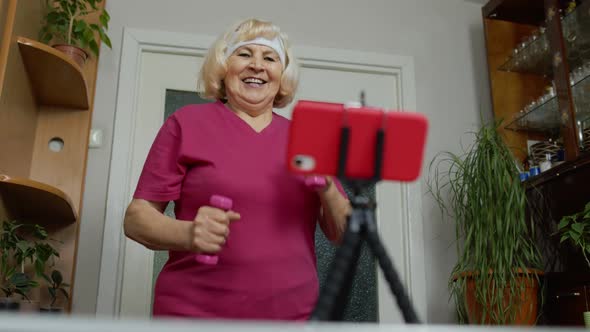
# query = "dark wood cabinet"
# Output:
<box><xmin>483</xmin><ymin>0</ymin><xmax>590</xmax><ymax>326</ymax></box>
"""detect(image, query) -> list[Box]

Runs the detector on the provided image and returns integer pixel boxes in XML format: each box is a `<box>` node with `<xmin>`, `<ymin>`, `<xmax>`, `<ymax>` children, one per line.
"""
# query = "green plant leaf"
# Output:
<box><xmin>99</xmin><ymin>29</ymin><xmax>112</xmax><ymax>48</ymax></box>
<box><xmin>87</xmin><ymin>0</ymin><xmax>98</xmax><ymax>10</ymax></box>
<box><xmin>83</xmin><ymin>29</ymin><xmax>94</xmax><ymax>43</ymax></box>
<box><xmin>10</xmin><ymin>272</ymin><xmax>28</xmax><ymax>286</ymax></box>
<box><xmin>573</xmin><ymin>223</ymin><xmax>585</xmax><ymax>234</ymax></box>
<box><xmin>51</xmin><ymin>270</ymin><xmax>63</xmax><ymax>285</ymax></box>
<box><xmin>571</xmin><ymin>230</ymin><xmax>581</xmax><ymax>242</ymax></box>
<box><xmin>99</xmin><ymin>11</ymin><xmax>109</xmax><ymax>29</ymax></box>
<box><xmin>33</xmin><ymin>224</ymin><xmax>48</xmax><ymax>240</ymax></box>
<box><xmin>46</xmin><ymin>11</ymin><xmax>62</xmax><ymax>24</ymax></box>
<box><xmin>558</xmin><ymin>217</ymin><xmax>571</xmax><ymax>230</ymax></box>
<box><xmin>39</xmin><ymin>31</ymin><xmax>52</xmax><ymax>44</ymax></box>
<box><xmin>5</xmin><ymin>266</ymin><xmax>15</xmax><ymax>279</ymax></box>
<box><xmin>34</xmin><ymin>259</ymin><xmax>44</xmax><ymax>277</ymax></box>
<box><xmin>89</xmin><ymin>40</ymin><xmax>99</xmax><ymax>56</ymax></box>
<box><xmin>77</xmin><ymin>36</ymin><xmax>88</xmax><ymax>49</ymax></box>
<box><xmin>74</xmin><ymin>20</ymin><xmax>86</xmax><ymax>33</ymax></box>
<box><xmin>15</xmin><ymin>240</ymin><xmax>29</xmax><ymax>253</ymax></box>
<box><xmin>15</xmin><ymin>288</ymin><xmax>29</xmax><ymax>300</ymax></box>
<box><xmin>59</xmin><ymin>288</ymin><xmax>69</xmax><ymax>299</ymax></box>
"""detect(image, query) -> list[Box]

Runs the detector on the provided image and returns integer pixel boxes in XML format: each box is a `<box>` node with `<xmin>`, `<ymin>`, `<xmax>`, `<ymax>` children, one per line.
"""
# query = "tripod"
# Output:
<box><xmin>309</xmin><ymin>122</ymin><xmax>421</xmax><ymax>323</ymax></box>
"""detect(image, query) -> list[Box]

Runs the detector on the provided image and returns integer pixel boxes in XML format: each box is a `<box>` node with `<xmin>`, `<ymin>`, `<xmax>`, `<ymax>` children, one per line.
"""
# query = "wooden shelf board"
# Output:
<box><xmin>16</xmin><ymin>37</ymin><xmax>89</xmax><ymax>110</ymax></box>
<box><xmin>524</xmin><ymin>152</ymin><xmax>590</xmax><ymax>189</ymax></box>
<box><xmin>0</xmin><ymin>174</ymin><xmax>77</xmax><ymax>224</ymax></box>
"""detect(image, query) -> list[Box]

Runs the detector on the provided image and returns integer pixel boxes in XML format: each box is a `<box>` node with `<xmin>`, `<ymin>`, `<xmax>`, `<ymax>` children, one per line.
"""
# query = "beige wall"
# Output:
<box><xmin>75</xmin><ymin>0</ymin><xmax>490</xmax><ymax>323</ymax></box>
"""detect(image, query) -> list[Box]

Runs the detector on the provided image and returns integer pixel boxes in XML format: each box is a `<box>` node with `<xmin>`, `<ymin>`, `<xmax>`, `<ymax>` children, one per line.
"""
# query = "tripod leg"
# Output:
<box><xmin>329</xmin><ymin>234</ymin><xmax>363</xmax><ymax>321</ymax></box>
<box><xmin>310</xmin><ymin>212</ymin><xmax>364</xmax><ymax>321</ymax></box>
<box><xmin>363</xmin><ymin>210</ymin><xmax>421</xmax><ymax>324</ymax></box>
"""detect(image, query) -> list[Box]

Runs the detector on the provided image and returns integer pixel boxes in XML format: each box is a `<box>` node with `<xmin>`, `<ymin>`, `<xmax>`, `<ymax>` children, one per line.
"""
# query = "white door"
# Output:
<box><xmin>100</xmin><ymin>29</ymin><xmax>426</xmax><ymax>324</ymax></box>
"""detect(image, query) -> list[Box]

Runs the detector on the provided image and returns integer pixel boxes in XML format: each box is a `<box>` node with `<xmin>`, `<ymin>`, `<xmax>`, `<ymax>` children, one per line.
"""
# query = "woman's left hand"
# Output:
<box><xmin>303</xmin><ymin>175</ymin><xmax>350</xmax><ymax>243</ymax></box>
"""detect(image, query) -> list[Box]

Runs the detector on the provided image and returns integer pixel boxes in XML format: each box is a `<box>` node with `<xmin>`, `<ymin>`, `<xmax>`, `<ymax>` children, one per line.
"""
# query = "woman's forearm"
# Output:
<box><xmin>124</xmin><ymin>199</ymin><xmax>191</xmax><ymax>251</ymax></box>
<box><xmin>318</xmin><ymin>178</ymin><xmax>351</xmax><ymax>243</ymax></box>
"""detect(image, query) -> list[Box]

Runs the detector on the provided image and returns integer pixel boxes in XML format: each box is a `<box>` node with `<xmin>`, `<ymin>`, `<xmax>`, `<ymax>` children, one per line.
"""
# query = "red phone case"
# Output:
<box><xmin>287</xmin><ymin>100</ymin><xmax>428</xmax><ymax>182</ymax></box>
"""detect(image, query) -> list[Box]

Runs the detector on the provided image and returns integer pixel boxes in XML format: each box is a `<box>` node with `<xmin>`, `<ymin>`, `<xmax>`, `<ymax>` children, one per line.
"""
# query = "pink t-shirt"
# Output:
<box><xmin>134</xmin><ymin>101</ymin><xmax>323</xmax><ymax>320</ymax></box>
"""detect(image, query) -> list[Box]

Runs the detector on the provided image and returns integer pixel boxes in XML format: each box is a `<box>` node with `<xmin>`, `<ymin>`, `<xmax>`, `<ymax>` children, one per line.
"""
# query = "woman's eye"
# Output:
<box><xmin>265</xmin><ymin>56</ymin><xmax>276</xmax><ymax>62</ymax></box>
<box><xmin>238</xmin><ymin>53</ymin><xmax>250</xmax><ymax>57</ymax></box>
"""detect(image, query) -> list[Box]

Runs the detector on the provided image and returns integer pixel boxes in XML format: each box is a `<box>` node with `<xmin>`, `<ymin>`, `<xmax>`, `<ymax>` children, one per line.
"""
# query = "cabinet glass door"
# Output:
<box><xmin>563</xmin><ymin>0</ymin><xmax>590</xmax><ymax>151</ymax></box>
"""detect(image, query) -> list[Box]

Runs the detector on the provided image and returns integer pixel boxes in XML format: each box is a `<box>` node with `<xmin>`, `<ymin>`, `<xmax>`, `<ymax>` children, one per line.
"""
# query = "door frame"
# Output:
<box><xmin>96</xmin><ymin>27</ymin><xmax>427</xmax><ymax>322</ymax></box>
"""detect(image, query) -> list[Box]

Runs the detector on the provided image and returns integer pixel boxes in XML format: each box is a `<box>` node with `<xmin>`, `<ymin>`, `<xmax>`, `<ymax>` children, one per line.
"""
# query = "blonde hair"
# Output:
<box><xmin>197</xmin><ymin>18</ymin><xmax>299</xmax><ymax>108</ymax></box>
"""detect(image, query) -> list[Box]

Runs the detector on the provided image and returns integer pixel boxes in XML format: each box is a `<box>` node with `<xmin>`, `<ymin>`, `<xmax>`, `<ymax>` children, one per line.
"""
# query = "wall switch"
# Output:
<box><xmin>89</xmin><ymin>128</ymin><xmax>104</xmax><ymax>148</ymax></box>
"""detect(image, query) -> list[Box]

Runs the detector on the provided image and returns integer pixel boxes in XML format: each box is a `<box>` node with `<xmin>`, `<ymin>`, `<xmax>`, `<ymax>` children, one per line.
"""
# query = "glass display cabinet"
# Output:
<box><xmin>485</xmin><ymin>0</ymin><xmax>589</xmax><ymax>165</ymax></box>
<box><xmin>483</xmin><ymin>0</ymin><xmax>590</xmax><ymax>326</ymax></box>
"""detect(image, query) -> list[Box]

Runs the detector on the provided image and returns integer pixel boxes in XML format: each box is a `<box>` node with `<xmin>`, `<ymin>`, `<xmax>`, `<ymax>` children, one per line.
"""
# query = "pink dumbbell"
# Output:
<box><xmin>304</xmin><ymin>176</ymin><xmax>327</xmax><ymax>191</ymax></box>
<box><xmin>195</xmin><ymin>195</ymin><xmax>233</xmax><ymax>265</ymax></box>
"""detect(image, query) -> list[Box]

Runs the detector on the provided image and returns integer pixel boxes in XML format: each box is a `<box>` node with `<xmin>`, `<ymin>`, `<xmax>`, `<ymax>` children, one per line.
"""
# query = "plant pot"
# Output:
<box><xmin>0</xmin><ymin>297</ymin><xmax>20</xmax><ymax>312</ymax></box>
<box><xmin>584</xmin><ymin>311</ymin><xmax>590</xmax><ymax>329</ymax></box>
<box><xmin>461</xmin><ymin>270</ymin><xmax>542</xmax><ymax>325</ymax></box>
<box><xmin>52</xmin><ymin>44</ymin><xmax>88</xmax><ymax>68</ymax></box>
<box><xmin>40</xmin><ymin>307</ymin><xmax>64</xmax><ymax>314</ymax></box>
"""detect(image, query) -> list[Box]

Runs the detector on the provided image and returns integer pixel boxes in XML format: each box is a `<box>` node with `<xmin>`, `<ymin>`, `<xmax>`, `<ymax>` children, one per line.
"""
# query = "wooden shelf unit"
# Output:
<box><xmin>17</xmin><ymin>37</ymin><xmax>89</xmax><ymax>109</ymax></box>
<box><xmin>0</xmin><ymin>174</ymin><xmax>77</xmax><ymax>224</ymax></box>
<box><xmin>0</xmin><ymin>0</ymin><xmax>106</xmax><ymax>312</ymax></box>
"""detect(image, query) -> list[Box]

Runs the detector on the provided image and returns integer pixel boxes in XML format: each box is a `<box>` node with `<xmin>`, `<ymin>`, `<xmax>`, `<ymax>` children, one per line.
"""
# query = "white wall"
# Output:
<box><xmin>74</xmin><ymin>0</ymin><xmax>490</xmax><ymax>324</ymax></box>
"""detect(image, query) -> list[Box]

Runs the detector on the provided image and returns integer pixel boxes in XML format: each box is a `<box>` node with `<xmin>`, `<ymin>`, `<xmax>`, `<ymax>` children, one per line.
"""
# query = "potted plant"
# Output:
<box><xmin>39</xmin><ymin>0</ymin><xmax>112</xmax><ymax>67</ymax></box>
<box><xmin>556</xmin><ymin>201</ymin><xmax>590</xmax><ymax>327</ymax></box>
<box><xmin>41</xmin><ymin>269</ymin><xmax>69</xmax><ymax>313</ymax></box>
<box><xmin>14</xmin><ymin>224</ymin><xmax>61</xmax><ymax>312</ymax></box>
<box><xmin>428</xmin><ymin>121</ymin><xmax>543</xmax><ymax>324</ymax></box>
<box><xmin>0</xmin><ymin>221</ymin><xmax>38</xmax><ymax>311</ymax></box>
<box><xmin>1</xmin><ymin>221</ymin><xmax>62</xmax><ymax>312</ymax></box>
<box><xmin>557</xmin><ymin>202</ymin><xmax>590</xmax><ymax>267</ymax></box>
<box><xmin>0</xmin><ymin>272</ymin><xmax>37</xmax><ymax>311</ymax></box>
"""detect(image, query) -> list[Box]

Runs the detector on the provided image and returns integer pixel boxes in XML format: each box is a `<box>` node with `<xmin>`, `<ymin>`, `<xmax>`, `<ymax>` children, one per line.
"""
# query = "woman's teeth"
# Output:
<box><xmin>243</xmin><ymin>78</ymin><xmax>265</xmax><ymax>84</ymax></box>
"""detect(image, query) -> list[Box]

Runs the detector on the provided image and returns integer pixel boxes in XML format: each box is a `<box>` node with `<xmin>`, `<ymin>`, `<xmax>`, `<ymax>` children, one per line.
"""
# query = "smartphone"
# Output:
<box><xmin>287</xmin><ymin>100</ymin><xmax>428</xmax><ymax>182</ymax></box>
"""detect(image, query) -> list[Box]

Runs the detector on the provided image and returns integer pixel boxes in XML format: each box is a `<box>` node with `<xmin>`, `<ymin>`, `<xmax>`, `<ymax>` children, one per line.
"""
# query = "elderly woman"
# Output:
<box><xmin>123</xmin><ymin>18</ymin><xmax>350</xmax><ymax>320</ymax></box>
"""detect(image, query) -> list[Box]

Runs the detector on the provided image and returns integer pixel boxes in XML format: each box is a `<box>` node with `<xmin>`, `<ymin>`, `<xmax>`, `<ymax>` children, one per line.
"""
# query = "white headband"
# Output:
<box><xmin>225</xmin><ymin>36</ymin><xmax>286</xmax><ymax>65</ymax></box>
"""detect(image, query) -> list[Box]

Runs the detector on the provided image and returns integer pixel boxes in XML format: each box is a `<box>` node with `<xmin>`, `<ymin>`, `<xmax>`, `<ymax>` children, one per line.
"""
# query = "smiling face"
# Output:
<box><xmin>224</xmin><ymin>44</ymin><xmax>284</xmax><ymax>115</ymax></box>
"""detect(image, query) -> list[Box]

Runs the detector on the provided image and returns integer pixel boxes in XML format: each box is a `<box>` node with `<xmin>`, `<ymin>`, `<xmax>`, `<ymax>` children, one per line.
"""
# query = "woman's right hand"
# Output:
<box><xmin>189</xmin><ymin>206</ymin><xmax>240</xmax><ymax>253</ymax></box>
